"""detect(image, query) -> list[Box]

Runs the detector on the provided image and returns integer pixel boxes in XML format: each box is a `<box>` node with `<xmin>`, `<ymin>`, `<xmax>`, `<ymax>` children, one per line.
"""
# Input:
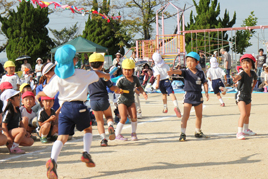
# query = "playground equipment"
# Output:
<box><xmin>135</xmin><ymin>2</ymin><xmax>268</xmax><ymax>66</ymax></box>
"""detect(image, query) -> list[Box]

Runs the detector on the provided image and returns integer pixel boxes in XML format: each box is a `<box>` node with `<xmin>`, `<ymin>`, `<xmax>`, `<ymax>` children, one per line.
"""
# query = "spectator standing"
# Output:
<box><xmin>82</xmin><ymin>54</ymin><xmax>91</xmax><ymax>70</ymax></box>
<box><xmin>21</xmin><ymin>59</ymin><xmax>32</xmax><ymax>75</ymax></box>
<box><xmin>199</xmin><ymin>50</ymin><xmax>206</xmax><ymax>70</ymax></box>
<box><xmin>256</xmin><ymin>48</ymin><xmax>266</xmax><ymax>81</ymax></box>
<box><xmin>35</xmin><ymin>58</ymin><xmax>43</xmax><ymax>83</ymax></box>
<box><xmin>220</xmin><ymin>48</ymin><xmax>232</xmax><ymax>86</ymax></box>
<box><xmin>113</xmin><ymin>52</ymin><xmax>123</xmax><ymax>66</ymax></box>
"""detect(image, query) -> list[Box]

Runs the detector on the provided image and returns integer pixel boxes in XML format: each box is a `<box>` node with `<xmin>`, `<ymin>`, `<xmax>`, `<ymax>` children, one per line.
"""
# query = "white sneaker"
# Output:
<box><xmin>236</xmin><ymin>132</ymin><xmax>245</xmax><ymax>140</ymax></box>
<box><xmin>137</xmin><ymin>112</ymin><xmax>142</xmax><ymax>119</ymax></box>
<box><xmin>243</xmin><ymin>129</ymin><xmax>256</xmax><ymax>136</ymax></box>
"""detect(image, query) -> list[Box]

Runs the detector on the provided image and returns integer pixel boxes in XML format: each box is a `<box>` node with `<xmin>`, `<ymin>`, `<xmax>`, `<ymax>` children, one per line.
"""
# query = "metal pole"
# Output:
<box><xmin>231</xmin><ymin>30</ymin><xmax>233</xmax><ymax>63</ymax></box>
<box><xmin>209</xmin><ymin>32</ymin><xmax>210</xmax><ymax>56</ymax></box>
<box><xmin>258</xmin><ymin>33</ymin><xmax>259</xmax><ymax>51</ymax></box>
<box><xmin>235</xmin><ymin>30</ymin><xmax>237</xmax><ymax>62</ymax></box>
<box><xmin>191</xmin><ymin>32</ymin><xmax>193</xmax><ymax>51</ymax></box>
<box><xmin>204</xmin><ymin>32</ymin><xmax>206</xmax><ymax>56</ymax></box>
<box><xmin>221</xmin><ymin>31</ymin><xmax>223</xmax><ymax>48</ymax></box>
<box><xmin>196</xmin><ymin>33</ymin><xmax>197</xmax><ymax>52</ymax></box>
<box><xmin>217</xmin><ymin>31</ymin><xmax>219</xmax><ymax>53</ymax></box>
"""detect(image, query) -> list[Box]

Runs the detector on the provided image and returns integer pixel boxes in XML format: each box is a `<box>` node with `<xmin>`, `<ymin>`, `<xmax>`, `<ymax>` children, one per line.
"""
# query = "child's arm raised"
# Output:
<box><xmin>232</xmin><ymin>74</ymin><xmax>242</xmax><ymax>84</ymax></box>
<box><xmin>167</xmin><ymin>68</ymin><xmax>182</xmax><ymax>76</ymax></box>
<box><xmin>94</xmin><ymin>70</ymin><xmax>110</xmax><ymax>80</ymax></box>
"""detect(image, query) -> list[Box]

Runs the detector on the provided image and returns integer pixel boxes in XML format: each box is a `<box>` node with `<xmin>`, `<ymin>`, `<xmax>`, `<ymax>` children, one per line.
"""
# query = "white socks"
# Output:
<box><xmin>181</xmin><ymin>128</ymin><xmax>186</xmax><ymax>134</ymax></box>
<box><xmin>100</xmin><ymin>133</ymin><xmax>106</xmax><ymax>140</ymax></box>
<box><xmin>83</xmin><ymin>133</ymin><xmax>92</xmax><ymax>153</ymax></box>
<box><xmin>238</xmin><ymin>127</ymin><xmax>243</xmax><ymax>133</ymax></box>
<box><xmin>131</xmin><ymin>121</ymin><xmax>137</xmax><ymax>133</ymax></box>
<box><xmin>41</xmin><ymin>134</ymin><xmax>47</xmax><ymax>138</ymax></box>
<box><xmin>243</xmin><ymin>124</ymin><xmax>249</xmax><ymax>131</ymax></box>
<box><xmin>195</xmin><ymin>128</ymin><xmax>201</xmax><ymax>133</ymax></box>
<box><xmin>108</xmin><ymin>121</ymin><xmax>114</xmax><ymax>127</ymax></box>
<box><xmin>115</xmin><ymin>122</ymin><xmax>124</xmax><ymax>136</ymax></box>
<box><xmin>173</xmin><ymin>100</ymin><xmax>178</xmax><ymax>107</ymax></box>
<box><xmin>51</xmin><ymin>140</ymin><xmax>63</xmax><ymax>162</ymax></box>
<box><xmin>11</xmin><ymin>142</ymin><xmax>19</xmax><ymax>150</ymax></box>
<box><xmin>163</xmin><ymin>104</ymin><xmax>167</xmax><ymax>108</ymax></box>
<box><xmin>219</xmin><ymin>98</ymin><xmax>224</xmax><ymax>104</ymax></box>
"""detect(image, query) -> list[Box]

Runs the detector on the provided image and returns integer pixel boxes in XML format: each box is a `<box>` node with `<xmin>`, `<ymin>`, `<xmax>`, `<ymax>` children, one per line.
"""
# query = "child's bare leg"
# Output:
<box><xmin>115</xmin><ymin>104</ymin><xmax>128</xmax><ymax>138</ymax></box>
<box><xmin>243</xmin><ymin>103</ymin><xmax>252</xmax><ymax>132</ymax></box>
<box><xmin>162</xmin><ymin>94</ymin><xmax>167</xmax><ymax>105</ymax></box>
<box><xmin>194</xmin><ymin>103</ymin><xmax>203</xmax><ymax>132</ymax></box>
<box><xmin>39</xmin><ymin>122</ymin><xmax>51</xmax><ymax>136</ymax></box>
<box><xmin>10</xmin><ymin>128</ymin><xmax>26</xmax><ymax>144</ymax></box>
<box><xmin>93</xmin><ymin>110</ymin><xmax>105</xmax><ymax>135</ymax></box>
<box><xmin>170</xmin><ymin>93</ymin><xmax>181</xmax><ymax>117</ymax></box>
<box><xmin>170</xmin><ymin>93</ymin><xmax>177</xmax><ymax>101</ymax></box>
<box><xmin>127</xmin><ymin>103</ymin><xmax>138</xmax><ymax>140</ymax></box>
<box><xmin>0</xmin><ymin>134</ymin><xmax>7</xmax><ymax>146</ymax></box>
<box><xmin>20</xmin><ymin>136</ymin><xmax>34</xmax><ymax>146</ymax></box>
<box><xmin>181</xmin><ymin>103</ymin><xmax>192</xmax><ymax>133</ymax></box>
<box><xmin>216</xmin><ymin>93</ymin><xmax>224</xmax><ymax>105</ymax></box>
<box><xmin>237</xmin><ymin>101</ymin><xmax>247</xmax><ymax>132</ymax></box>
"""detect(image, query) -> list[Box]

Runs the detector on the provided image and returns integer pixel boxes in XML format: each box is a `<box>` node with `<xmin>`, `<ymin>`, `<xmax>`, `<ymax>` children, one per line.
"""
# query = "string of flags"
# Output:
<box><xmin>18</xmin><ymin>0</ymin><xmax>121</xmax><ymax>23</ymax></box>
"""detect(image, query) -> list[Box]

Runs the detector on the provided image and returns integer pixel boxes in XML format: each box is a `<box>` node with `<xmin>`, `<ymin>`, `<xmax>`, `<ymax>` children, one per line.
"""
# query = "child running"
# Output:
<box><xmin>152</xmin><ymin>52</ymin><xmax>181</xmax><ymax>117</ymax></box>
<box><xmin>115</xmin><ymin>59</ymin><xmax>148</xmax><ymax>141</ymax></box>
<box><xmin>37</xmin><ymin>96</ymin><xmax>58</xmax><ymax>143</ymax></box>
<box><xmin>232</xmin><ymin>54</ymin><xmax>257</xmax><ymax>140</ymax></box>
<box><xmin>2</xmin><ymin>89</ymin><xmax>34</xmax><ymax>154</ymax></box>
<box><xmin>2</xmin><ymin>61</ymin><xmax>20</xmax><ymax>90</ymax></box>
<box><xmin>88</xmin><ymin>53</ymin><xmax>122</xmax><ymax>146</ymax></box>
<box><xmin>35</xmin><ymin>44</ymin><xmax>110</xmax><ymax>179</ymax></box>
<box><xmin>207</xmin><ymin>57</ymin><xmax>227</xmax><ymax>107</ymax></box>
<box><xmin>168</xmin><ymin>52</ymin><xmax>209</xmax><ymax>141</ymax></box>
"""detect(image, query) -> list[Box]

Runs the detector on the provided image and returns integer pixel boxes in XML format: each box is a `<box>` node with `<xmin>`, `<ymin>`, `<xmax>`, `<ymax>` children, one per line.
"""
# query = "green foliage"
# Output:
<box><xmin>185</xmin><ymin>0</ymin><xmax>236</xmax><ymax>54</ymax></box>
<box><xmin>0</xmin><ymin>0</ymin><xmax>53</xmax><ymax>70</ymax></box>
<box><xmin>49</xmin><ymin>22</ymin><xmax>79</xmax><ymax>46</ymax></box>
<box><xmin>230</xmin><ymin>11</ymin><xmax>258</xmax><ymax>54</ymax></box>
<box><xmin>83</xmin><ymin>0</ymin><xmax>130</xmax><ymax>57</ymax></box>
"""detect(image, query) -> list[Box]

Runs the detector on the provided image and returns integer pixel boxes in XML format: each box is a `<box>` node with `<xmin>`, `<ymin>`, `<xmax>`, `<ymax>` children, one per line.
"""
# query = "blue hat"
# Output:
<box><xmin>55</xmin><ymin>44</ymin><xmax>76</xmax><ymax>79</ymax></box>
<box><xmin>186</xmin><ymin>52</ymin><xmax>200</xmax><ymax>61</ymax></box>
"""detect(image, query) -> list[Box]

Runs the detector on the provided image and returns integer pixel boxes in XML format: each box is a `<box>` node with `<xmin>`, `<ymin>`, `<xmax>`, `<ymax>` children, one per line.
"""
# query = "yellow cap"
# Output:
<box><xmin>4</xmin><ymin>61</ymin><xmax>15</xmax><ymax>68</ymax></box>
<box><xmin>122</xmin><ymin>59</ymin><xmax>135</xmax><ymax>69</ymax></box>
<box><xmin>19</xmin><ymin>83</ymin><xmax>30</xmax><ymax>92</ymax></box>
<box><xmin>89</xmin><ymin>53</ymin><xmax>104</xmax><ymax>62</ymax></box>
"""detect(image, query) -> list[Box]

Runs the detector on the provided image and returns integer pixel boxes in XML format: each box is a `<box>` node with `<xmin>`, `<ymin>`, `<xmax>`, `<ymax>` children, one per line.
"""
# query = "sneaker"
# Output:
<box><xmin>137</xmin><ymin>112</ymin><xmax>142</xmax><ymax>119</ymax></box>
<box><xmin>163</xmin><ymin>107</ymin><xmax>168</xmax><ymax>113</ymax></box>
<box><xmin>46</xmin><ymin>158</ymin><xmax>58</xmax><ymax>179</ymax></box>
<box><xmin>174</xmin><ymin>107</ymin><xmax>181</xmax><ymax>118</ymax></box>
<box><xmin>131</xmin><ymin>132</ymin><xmax>138</xmax><ymax>141</ymax></box>
<box><xmin>236</xmin><ymin>132</ymin><xmax>245</xmax><ymax>140</ymax></box>
<box><xmin>108</xmin><ymin>125</ymin><xmax>115</xmax><ymax>140</ymax></box>
<box><xmin>40</xmin><ymin>137</ymin><xmax>48</xmax><ymax>143</ymax></box>
<box><xmin>81</xmin><ymin>152</ymin><xmax>95</xmax><ymax>167</ymax></box>
<box><xmin>194</xmin><ymin>130</ymin><xmax>207</xmax><ymax>138</ymax></box>
<box><xmin>179</xmin><ymin>133</ymin><xmax>186</xmax><ymax>141</ymax></box>
<box><xmin>100</xmin><ymin>139</ymin><xmax>108</xmax><ymax>146</ymax></box>
<box><xmin>10</xmin><ymin>146</ymin><xmax>25</xmax><ymax>154</ymax></box>
<box><xmin>220</xmin><ymin>103</ymin><xmax>225</xmax><ymax>107</ymax></box>
<box><xmin>243</xmin><ymin>129</ymin><xmax>256</xmax><ymax>136</ymax></box>
<box><xmin>115</xmin><ymin>134</ymin><xmax>128</xmax><ymax>141</ymax></box>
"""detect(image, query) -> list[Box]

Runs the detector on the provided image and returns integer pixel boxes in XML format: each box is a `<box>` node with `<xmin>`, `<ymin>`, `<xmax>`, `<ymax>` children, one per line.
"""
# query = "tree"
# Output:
<box><xmin>230</xmin><ymin>11</ymin><xmax>257</xmax><ymax>54</ymax></box>
<box><xmin>49</xmin><ymin>22</ymin><xmax>79</xmax><ymax>46</ymax></box>
<box><xmin>0</xmin><ymin>0</ymin><xmax>53</xmax><ymax>69</ymax></box>
<box><xmin>83</xmin><ymin>0</ymin><xmax>129</xmax><ymax>56</ymax></box>
<box><xmin>185</xmin><ymin>0</ymin><xmax>236</xmax><ymax>54</ymax></box>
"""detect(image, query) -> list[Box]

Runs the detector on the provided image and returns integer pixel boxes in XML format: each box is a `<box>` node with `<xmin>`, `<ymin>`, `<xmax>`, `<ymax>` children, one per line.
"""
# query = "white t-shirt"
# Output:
<box><xmin>20</xmin><ymin>106</ymin><xmax>36</xmax><ymax>121</ymax></box>
<box><xmin>153</xmin><ymin>64</ymin><xmax>170</xmax><ymax>80</ymax></box>
<box><xmin>207</xmin><ymin>67</ymin><xmax>226</xmax><ymax>80</ymax></box>
<box><xmin>43</xmin><ymin>69</ymin><xmax>99</xmax><ymax>106</ymax></box>
<box><xmin>24</xmin><ymin>74</ymin><xmax>31</xmax><ymax>83</ymax></box>
<box><xmin>35</xmin><ymin>64</ymin><xmax>42</xmax><ymax>77</ymax></box>
<box><xmin>1</xmin><ymin>74</ymin><xmax>20</xmax><ymax>90</ymax></box>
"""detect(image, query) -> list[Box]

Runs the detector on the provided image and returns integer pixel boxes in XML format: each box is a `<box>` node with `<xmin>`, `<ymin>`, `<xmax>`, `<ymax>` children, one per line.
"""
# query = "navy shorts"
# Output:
<box><xmin>235</xmin><ymin>92</ymin><xmax>251</xmax><ymax>105</ymax></box>
<box><xmin>90</xmin><ymin>99</ymin><xmax>110</xmax><ymax>111</ymax></box>
<box><xmin>183</xmin><ymin>91</ymin><xmax>203</xmax><ymax>106</ymax></box>
<box><xmin>58</xmin><ymin>101</ymin><xmax>91</xmax><ymax>135</ymax></box>
<box><xmin>212</xmin><ymin>79</ymin><xmax>225</xmax><ymax>94</ymax></box>
<box><xmin>159</xmin><ymin>79</ymin><xmax>174</xmax><ymax>95</ymax></box>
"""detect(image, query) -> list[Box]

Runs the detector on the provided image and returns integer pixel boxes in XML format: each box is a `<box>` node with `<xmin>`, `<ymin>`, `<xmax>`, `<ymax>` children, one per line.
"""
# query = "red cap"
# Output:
<box><xmin>240</xmin><ymin>54</ymin><xmax>256</xmax><ymax>63</ymax></box>
<box><xmin>0</xmin><ymin>82</ymin><xmax>13</xmax><ymax>91</ymax></box>
<box><xmin>21</xmin><ymin>91</ymin><xmax>35</xmax><ymax>99</ymax></box>
<box><xmin>236</xmin><ymin>66</ymin><xmax>242</xmax><ymax>72</ymax></box>
<box><xmin>41</xmin><ymin>96</ymin><xmax>54</xmax><ymax>101</ymax></box>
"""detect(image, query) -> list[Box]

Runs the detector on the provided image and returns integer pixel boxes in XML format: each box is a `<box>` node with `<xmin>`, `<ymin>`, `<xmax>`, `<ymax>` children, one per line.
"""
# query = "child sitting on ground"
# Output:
<box><xmin>168</xmin><ymin>52</ymin><xmax>209</xmax><ymax>141</ymax></box>
<box><xmin>88</xmin><ymin>53</ymin><xmax>122</xmax><ymax>146</ymax></box>
<box><xmin>115</xmin><ymin>59</ymin><xmax>148</xmax><ymax>141</ymax></box>
<box><xmin>207</xmin><ymin>57</ymin><xmax>227</xmax><ymax>107</ymax></box>
<box><xmin>152</xmin><ymin>52</ymin><xmax>181</xmax><ymax>117</ymax></box>
<box><xmin>20</xmin><ymin>91</ymin><xmax>37</xmax><ymax>134</ymax></box>
<box><xmin>37</xmin><ymin>96</ymin><xmax>58</xmax><ymax>143</ymax></box>
<box><xmin>2</xmin><ymin>61</ymin><xmax>20</xmax><ymax>90</ymax></box>
<box><xmin>2</xmin><ymin>89</ymin><xmax>34</xmax><ymax>154</ymax></box>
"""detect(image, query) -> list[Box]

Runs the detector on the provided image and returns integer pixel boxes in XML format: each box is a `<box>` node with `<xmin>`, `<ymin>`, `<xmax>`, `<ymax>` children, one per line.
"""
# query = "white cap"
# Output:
<box><xmin>1</xmin><ymin>89</ymin><xmax>20</xmax><ymax>111</ymax></box>
<box><xmin>42</xmin><ymin>62</ymin><xmax>56</xmax><ymax>76</ymax></box>
<box><xmin>36</xmin><ymin>57</ymin><xmax>43</xmax><ymax>63</ymax></box>
<box><xmin>263</xmin><ymin>63</ymin><xmax>268</xmax><ymax>67</ymax></box>
<box><xmin>210</xmin><ymin>57</ymin><xmax>218</xmax><ymax>68</ymax></box>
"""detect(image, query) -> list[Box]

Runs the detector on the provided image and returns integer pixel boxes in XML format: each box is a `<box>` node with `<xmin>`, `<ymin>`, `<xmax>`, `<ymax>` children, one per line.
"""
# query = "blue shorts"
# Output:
<box><xmin>58</xmin><ymin>101</ymin><xmax>91</xmax><ymax>135</ymax></box>
<box><xmin>212</xmin><ymin>79</ymin><xmax>225</xmax><ymax>94</ymax></box>
<box><xmin>90</xmin><ymin>99</ymin><xmax>110</xmax><ymax>111</ymax></box>
<box><xmin>159</xmin><ymin>79</ymin><xmax>174</xmax><ymax>95</ymax></box>
<box><xmin>183</xmin><ymin>91</ymin><xmax>203</xmax><ymax>106</ymax></box>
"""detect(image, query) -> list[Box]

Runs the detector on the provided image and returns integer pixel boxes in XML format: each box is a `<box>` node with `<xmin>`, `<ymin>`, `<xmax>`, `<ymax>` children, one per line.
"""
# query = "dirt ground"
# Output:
<box><xmin>0</xmin><ymin>93</ymin><xmax>268</xmax><ymax>179</ymax></box>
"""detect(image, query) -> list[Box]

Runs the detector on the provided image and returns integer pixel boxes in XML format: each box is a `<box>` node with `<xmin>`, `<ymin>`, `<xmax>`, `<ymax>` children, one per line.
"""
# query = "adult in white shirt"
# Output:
<box><xmin>35</xmin><ymin>58</ymin><xmax>43</xmax><ymax>83</ymax></box>
<box><xmin>113</xmin><ymin>52</ymin><xmax>123</xmax><ymax>66</ymax></box>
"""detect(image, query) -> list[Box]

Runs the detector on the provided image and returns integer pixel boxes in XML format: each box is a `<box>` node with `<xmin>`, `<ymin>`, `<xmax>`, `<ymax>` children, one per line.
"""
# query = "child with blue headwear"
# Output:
<box><xmin>36</xmin><ymin>44</ymin><xmax>110</xmax><ymax>179</ymax></box>
<box><xmin>168</xmin><ymin>52</ymin><xmax>209</xmax><ymax>142</ymax></box>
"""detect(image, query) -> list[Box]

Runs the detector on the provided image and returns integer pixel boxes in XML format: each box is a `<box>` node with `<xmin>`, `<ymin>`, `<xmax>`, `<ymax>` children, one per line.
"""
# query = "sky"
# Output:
<box><xmin>0</xmin><ymin>0</ymin><xmax>268</xmax><ymax>61</ymax></box>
